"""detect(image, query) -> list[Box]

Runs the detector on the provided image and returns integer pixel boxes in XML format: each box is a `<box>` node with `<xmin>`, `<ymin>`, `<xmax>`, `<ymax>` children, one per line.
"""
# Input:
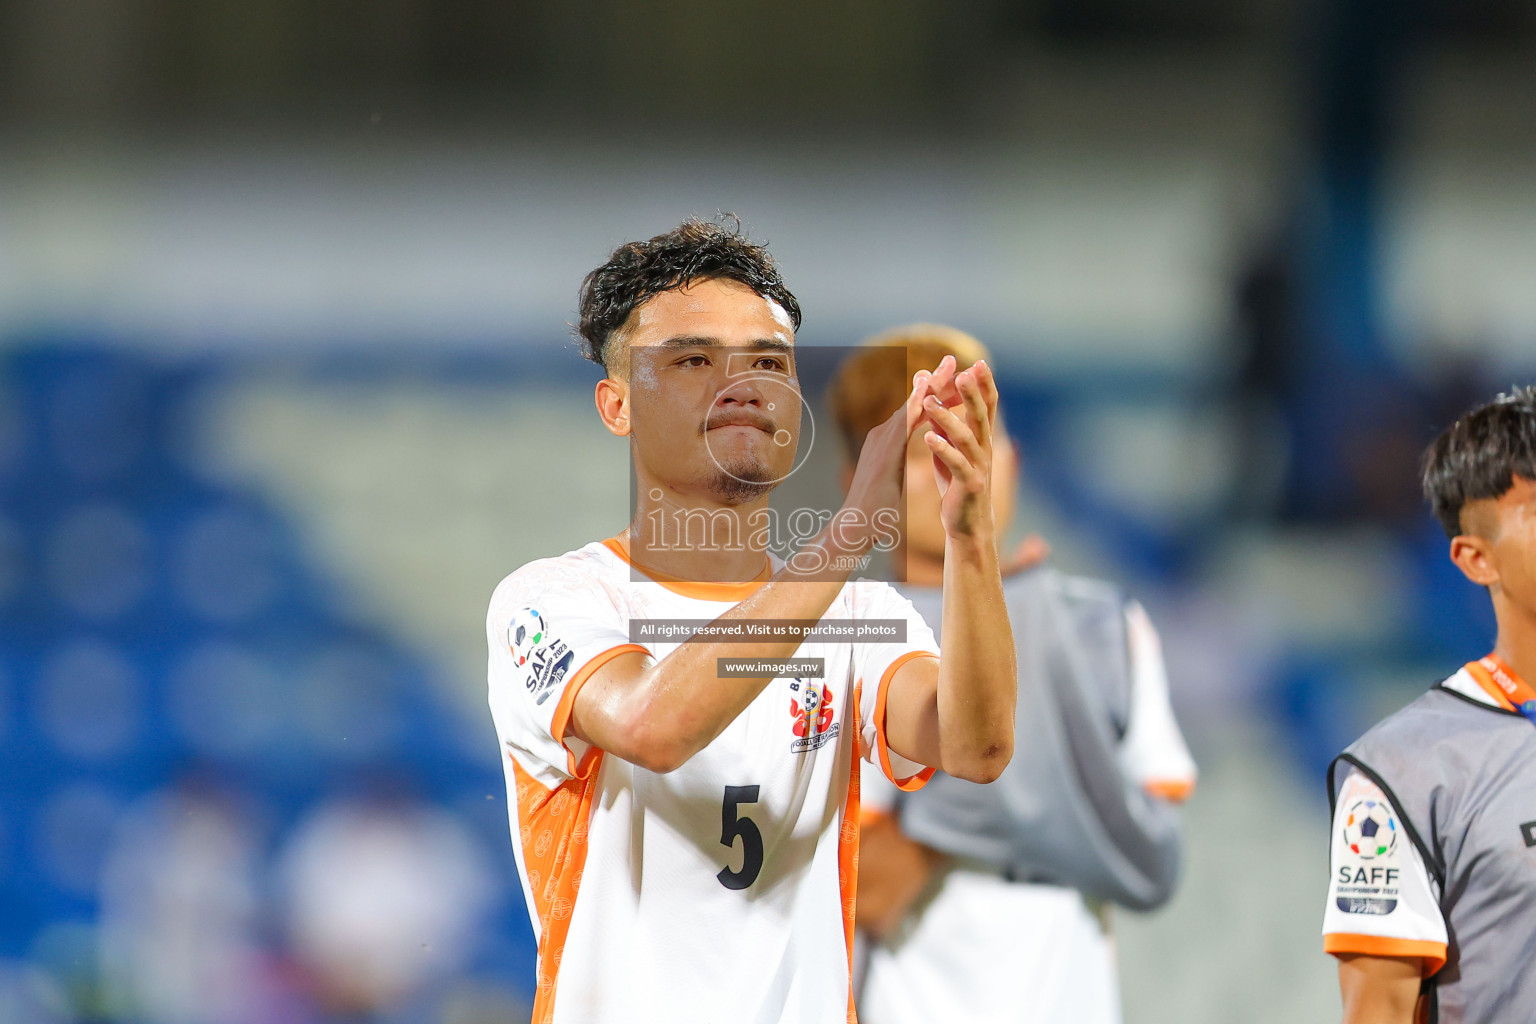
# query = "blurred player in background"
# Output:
<box><xmin>486</xmin><ymin>221</ymin><xmax>1018</xmax><ymax>1024</ymax></box>
<box><xmin>829</xmin><ymin>325</ymin><xmax>1197</xmax><ymax>1024</ymax></box>
<box><xmin>1322</xmin><ymin>387</ymin><xmax>1536</xmax><ymax>1024</ymax></box>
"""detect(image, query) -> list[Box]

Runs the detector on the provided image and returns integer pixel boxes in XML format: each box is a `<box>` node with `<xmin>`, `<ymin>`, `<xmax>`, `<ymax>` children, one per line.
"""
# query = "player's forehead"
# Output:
<box><xmin>1501</xmin><ymin>473</ymin><xmax>1536</xmax><ymax>505</ymax></box>
<box><xmin>1466</xmin><ymin>473</ymin><xmax>1536</xmax><ymax>536</ymax></box>
<box><xmin>623</xmin><ymin>278</ymin><xmax>796</xmax><ymax>350</ymax></box>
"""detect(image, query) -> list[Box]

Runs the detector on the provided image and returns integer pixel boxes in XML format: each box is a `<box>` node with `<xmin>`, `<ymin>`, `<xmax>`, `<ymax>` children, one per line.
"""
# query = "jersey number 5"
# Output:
<box><xmin>717</xmin><ymin>785</ymin><xmax>764</xmax><ymax>890</ymax></box>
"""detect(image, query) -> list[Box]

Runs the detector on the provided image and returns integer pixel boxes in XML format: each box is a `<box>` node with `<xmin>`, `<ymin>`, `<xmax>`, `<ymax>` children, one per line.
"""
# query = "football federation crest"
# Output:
<box><xmin>788</xmin><ymin>678</ymin><xmax>839</xmax><ymax>752</ymax></box>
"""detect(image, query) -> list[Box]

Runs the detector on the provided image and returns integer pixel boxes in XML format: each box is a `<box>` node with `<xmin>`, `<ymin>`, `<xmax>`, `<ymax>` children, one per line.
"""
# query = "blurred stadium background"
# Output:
<box><xmin>2</xmin><ymin>1</ymin><xmax>1534</xmax><ymax>1021</ymax></box>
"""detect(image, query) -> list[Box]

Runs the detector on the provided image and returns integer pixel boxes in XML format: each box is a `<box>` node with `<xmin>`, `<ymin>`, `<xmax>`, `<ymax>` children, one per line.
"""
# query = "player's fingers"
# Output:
<box><xmin>926</xmin><ymin>355</ymin><xmax>959</xmax><ymax>408</ymax></box>
<box><xmin>924</xmin><ymin>428</ymin><xmax>982</xmax><ymax>489</ymax></box>
<box><xmin>973</xmin><ymin>359</ymin><xmax>999</xmax><ymax>425</ymax></box>
<box><xmin>904</xmin><ymin>370</ymin><xmax>932</xmax><ymax>436</ymax></box>
<box><xmin>924</xmin><ymin>394</ymin><xmax>983</xmax><ymax>465</ymax></box>
<box><xmin>957</xmin><ymin>368</ymin><xmax>991</xmax><ymax>450</ymax></box>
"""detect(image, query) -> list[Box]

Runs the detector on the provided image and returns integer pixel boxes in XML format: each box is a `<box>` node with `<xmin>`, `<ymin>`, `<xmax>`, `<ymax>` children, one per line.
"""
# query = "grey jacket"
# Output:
<box><xmin>894</xmin><ymin>567</ymin><xmax>1184</xmax><ymax>911</ymax></box>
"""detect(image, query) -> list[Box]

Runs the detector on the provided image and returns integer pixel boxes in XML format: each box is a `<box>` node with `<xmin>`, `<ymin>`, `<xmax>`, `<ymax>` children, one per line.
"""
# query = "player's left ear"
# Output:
<box><xmin>1450</xmin><ymin>532</ymin><xmax>1499</xmax><ymax>589</ymax></box>
<box><xmin>595</xmin><ymin>377</ymin><xmax>631</xmax><ymax>437</ymax></box>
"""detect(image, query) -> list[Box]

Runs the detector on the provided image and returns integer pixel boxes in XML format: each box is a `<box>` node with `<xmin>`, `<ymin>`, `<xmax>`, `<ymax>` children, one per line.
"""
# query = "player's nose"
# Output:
<box><xmin>718</xmin><ymin>376</ymin><xmax>765</xmax><ymax>407</ymax></box>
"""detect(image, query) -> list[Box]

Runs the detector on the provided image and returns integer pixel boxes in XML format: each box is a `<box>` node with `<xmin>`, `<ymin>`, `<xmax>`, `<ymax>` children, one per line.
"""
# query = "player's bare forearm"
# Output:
<box><xmin>570</xmin><ymin>552</ymin><xmax>855</xmax><ymax>773</ymax></box>
<box><xmin>1337</xmin><ymin>955</ymin><xmax>1422</xmax><ymax>1024</ymax></box>
<box><xmin>885</xmin><ymin>359</ymin><xmax>1017</xmax><ymax>782</ymax></box>
<box><xmin>937</xmin><ymin>530</ymin><xmax>1015</xmax><ymax>779</ymax></box>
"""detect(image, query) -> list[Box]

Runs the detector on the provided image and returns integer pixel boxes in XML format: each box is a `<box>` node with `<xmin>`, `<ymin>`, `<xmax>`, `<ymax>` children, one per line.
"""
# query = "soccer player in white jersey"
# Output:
<box><xmin>1322</xmin><ymin>387</ymin><xmax>1536</xmax><ymax>1023</ymax></box>
<box><xmin>829</xmin><ymin>327</ymin><xmax>1196</xmax><ymax>1024</ymax></box>
<box><xmin>486</xmin><ymin>219</ymin><xmax>1017</xmax><ymax>1024</ymax></box>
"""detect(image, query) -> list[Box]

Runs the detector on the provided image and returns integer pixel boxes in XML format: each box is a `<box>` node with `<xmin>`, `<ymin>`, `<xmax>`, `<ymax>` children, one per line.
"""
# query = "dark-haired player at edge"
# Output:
<box><xmin>485</xmin><ymin>219</ymin><xmax>1016</xmax><ymax>1024</ymax></box>
<box><xmin>1322</xmin><ymin>386</ymin><xmax>1536</xmax><ymax>1024</ymax></box>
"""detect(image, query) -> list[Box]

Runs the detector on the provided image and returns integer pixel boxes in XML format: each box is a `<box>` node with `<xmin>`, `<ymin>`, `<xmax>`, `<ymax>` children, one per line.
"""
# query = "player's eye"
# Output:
<box><xmin>678</xmin><ymin>354</ymin><xmax>710</xmax><ymax>368</ymax></box>
<box><xmin>754</xmin><ymin>356</ymin><xmax>789</xmax><ymax>372</ymax></box>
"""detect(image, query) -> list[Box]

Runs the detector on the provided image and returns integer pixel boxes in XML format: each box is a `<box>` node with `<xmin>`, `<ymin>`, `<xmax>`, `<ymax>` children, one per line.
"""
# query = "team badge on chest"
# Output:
<box><xmin>788</xmin><ymin>678</ymin><xmax>839</xmax><ymax>753</ymax></box>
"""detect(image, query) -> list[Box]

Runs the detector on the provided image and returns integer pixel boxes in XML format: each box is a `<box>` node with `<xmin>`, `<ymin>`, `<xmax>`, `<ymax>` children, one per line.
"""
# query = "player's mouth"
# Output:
<box><xmin>704</xmin><ymin>411</ymin><xmax>775</xmax><ymax>434</ymax></box>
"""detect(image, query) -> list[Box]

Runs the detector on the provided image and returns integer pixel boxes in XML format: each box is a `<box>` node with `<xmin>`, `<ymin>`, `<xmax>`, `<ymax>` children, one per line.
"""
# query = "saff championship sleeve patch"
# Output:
<box><xmin>508</xmin><ymin>606</ymin><xmax>575</xmax><ymax>707</ymax></box>
<box><xmin>1332</xmin><ymin>791</ymin><xmax>1403</xmax><ymax>915</ymax></box>
<box><xmin>1321</xmin><ymin>768</ymin><xmax>1448</xmax><ymax>959</ymax></box>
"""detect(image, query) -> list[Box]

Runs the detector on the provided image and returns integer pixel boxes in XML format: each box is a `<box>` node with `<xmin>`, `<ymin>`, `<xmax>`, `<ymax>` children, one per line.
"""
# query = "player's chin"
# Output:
<box><xmin>706</xmin><ymin>463</ymin><xmax>777</xmax><ymax>505</ymax></box>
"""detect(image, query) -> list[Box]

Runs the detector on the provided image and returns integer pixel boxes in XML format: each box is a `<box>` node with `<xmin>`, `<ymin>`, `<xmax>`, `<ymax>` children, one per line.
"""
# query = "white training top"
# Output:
<box><xmin>487</xmin><ymin>539</ymin><xmax>939</xmax><ymax>1024</ymax></box>
<box><xmin>1317</xmin><ymin>668</ymin><xmax>1500</xmax><ymax>972</ymax></box>
<box><xmin>858</xmin><ymin>601</ymin><xmax>1194</xmax><ymax>1024</ymax></box>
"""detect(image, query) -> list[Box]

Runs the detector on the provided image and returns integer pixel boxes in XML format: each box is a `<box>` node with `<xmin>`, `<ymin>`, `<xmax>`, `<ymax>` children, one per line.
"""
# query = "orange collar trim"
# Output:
<box><xmin>602</xmin><ymin>537</ymin><xmax>772</xmax><ymax>602</ymax></box>
<box><xmin>1465</xmin><ymin>654</ymin><xmax>1536</xmax><ymax>713</ymax></box>
<box><xmin>1464</xmin><ymin>661</ymin><xmax>1516</xmax><ymax>711</ymax></box>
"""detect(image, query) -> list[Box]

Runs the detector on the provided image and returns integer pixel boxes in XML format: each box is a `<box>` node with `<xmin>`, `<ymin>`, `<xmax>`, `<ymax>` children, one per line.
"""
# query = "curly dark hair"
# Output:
<box><xmin>1423</xmin><ymin>384</ymin><xmax>1536</xmax><ymax>537</ymax></box>
<box><xmin>576</xmin><ymin>216</ymin><xmax>802</xmax><ymax>371</ymax></box>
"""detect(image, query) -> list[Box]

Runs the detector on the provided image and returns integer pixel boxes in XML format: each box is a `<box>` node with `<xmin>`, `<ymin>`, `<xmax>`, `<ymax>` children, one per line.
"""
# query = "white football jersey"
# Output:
<box><xmin>487</xmin><ymin>538</ymin><xmax>939</xmax><ymax>1024</ymax></box>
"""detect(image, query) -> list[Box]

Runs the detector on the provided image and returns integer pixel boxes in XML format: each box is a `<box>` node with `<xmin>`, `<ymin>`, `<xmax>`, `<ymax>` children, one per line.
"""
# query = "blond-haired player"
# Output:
<box><xmin>830</xmin><ymin>325</ymin><xmax>1196</xmax><ymax>1024</ymax></box>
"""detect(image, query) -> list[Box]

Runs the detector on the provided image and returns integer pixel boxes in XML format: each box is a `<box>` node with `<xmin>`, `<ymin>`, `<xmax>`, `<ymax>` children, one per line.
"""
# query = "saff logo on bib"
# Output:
<box><xmin>788</xmin><ymin>678</ymin><xmax>839</xmax><ymax>752</ymax></box>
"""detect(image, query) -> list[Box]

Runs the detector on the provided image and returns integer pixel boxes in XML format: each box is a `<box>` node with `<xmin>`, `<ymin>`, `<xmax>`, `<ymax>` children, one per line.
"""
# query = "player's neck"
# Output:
<box><xmin>1490</xmin><ymin>594</ymin><xmax>1536</xmax><ymax>686</ymax></box>
<box><xmin>624</xmin><ymin>491</ymin><xmax>772</xmax><ymax>584</ymax></box>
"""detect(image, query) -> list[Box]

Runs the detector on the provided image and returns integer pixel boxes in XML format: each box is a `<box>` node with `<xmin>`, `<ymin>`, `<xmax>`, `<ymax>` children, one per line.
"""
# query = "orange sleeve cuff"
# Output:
<box><xmin>875</xmin><ymin>650</ymin><xmax>939</xmax><ymax>791</ymax></box>
<box><xmin>550</xmin><ymin>643</ymin><xmax>650</xmax><ymax>779</ymax></box>
<box><xmin>1323</xmin><ymin>934</ymin><xmax>1447</xmax><ymax>976</ymax></box>
<box><xmin>1145</xmin><ymin>778</ymin><xmax>1196</xmax><ymax>803</ymax></box>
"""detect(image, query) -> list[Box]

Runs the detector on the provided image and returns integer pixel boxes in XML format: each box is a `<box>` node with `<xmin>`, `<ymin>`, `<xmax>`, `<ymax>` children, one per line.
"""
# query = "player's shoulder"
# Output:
<box><xmin>488</xmin><ymin>540</ymin><xmax>625</xmax><ymax>616</ymax></box>
<box><xmin>1004</xmin><ymin>566</ymin><xmax>1134</xmax><ymax>644</ymax></box>
<box><xmin>1349</xmin><ymin>676</ymin><xmax>1490</xmax><ymax>750</ymax></box>
<box><xmin>1015</xmin><ymin>565</ymin><xmax>1129</xmax><ymax>613</ymax></box>
<box><xmin>1337</xmin><ymin>674</ymin><xmax>1508</xmax><ymax>797</ymax></box>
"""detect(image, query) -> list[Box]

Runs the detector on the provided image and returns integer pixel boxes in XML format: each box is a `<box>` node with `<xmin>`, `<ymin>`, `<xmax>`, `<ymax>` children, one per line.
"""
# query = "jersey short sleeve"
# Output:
<box><xmin>1118</xmin><ymin>601</ymin><xmax>1198</xmax><ymax>802</ymax></box>
<box><xmin>850</xmin><ymin>581</ymin><xmax>940</xmax><ymax>790</ymax></box>
<box><xmin>1321</xmin><ymin>769</ymin><xmax>1447</xmax><ymax>974</ymax></box>
<box><xmin>487</xmin><ymin>564</ymin><xmax>648</xmax><ymax>787</ymax></box>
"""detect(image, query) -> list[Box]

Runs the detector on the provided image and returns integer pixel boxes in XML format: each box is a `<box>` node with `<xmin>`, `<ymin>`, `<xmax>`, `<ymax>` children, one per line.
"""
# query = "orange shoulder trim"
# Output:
<box><xmin>601</xmin><ymin>536</ymin><xmax>771</xmax><ymax>602</ymax></box>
